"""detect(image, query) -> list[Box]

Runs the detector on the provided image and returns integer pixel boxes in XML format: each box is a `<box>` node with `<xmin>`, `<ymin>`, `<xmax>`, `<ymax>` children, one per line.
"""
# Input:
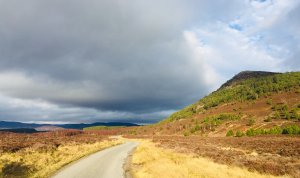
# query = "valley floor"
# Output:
<box><xmin>1</xmin><ymin>131</ymin><xmax>299</xmax><ymax>178</ymax></box>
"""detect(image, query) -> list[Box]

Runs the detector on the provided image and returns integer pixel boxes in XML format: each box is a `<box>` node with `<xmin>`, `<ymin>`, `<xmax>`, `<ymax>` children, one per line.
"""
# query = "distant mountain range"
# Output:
<box><xmin>0</xmin><ymin>120</ymin><xmax>139</xmax><ymax>131</ymax></box>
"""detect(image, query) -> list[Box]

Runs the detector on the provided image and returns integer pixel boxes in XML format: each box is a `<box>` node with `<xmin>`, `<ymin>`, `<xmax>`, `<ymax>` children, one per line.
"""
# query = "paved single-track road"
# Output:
<box><xmin>52</xmin><ymin>141</ymin><xmax>139</xmax><ymax>178</ymax></box>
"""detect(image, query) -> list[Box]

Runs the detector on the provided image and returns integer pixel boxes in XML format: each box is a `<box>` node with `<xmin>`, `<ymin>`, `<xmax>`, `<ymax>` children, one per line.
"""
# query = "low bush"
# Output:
<box><xmin>270</xmin><ymin>104</ymin><xmax>300</xmax><ymax>121</ymax></box>
<box><xmin>285</xmin><ymin>111</ymin><xmax>291</xmax><ymax>120</ymax></box>
<box><xmin>243</xmin><ymin>125</ymin><xmax>299</xmax><ymax>137</ymax></box>
<box><xmin>246</xmin><ymin>128</ymin><xmax>255</xmax><ymax>136</ymax></box>
<box><xmin>282</xmin><ymin>125</ymin><xmax>300</xmax><ymax>135</ymax></box>
<box><xmin>201</xmin><ymin>113</ymin><xmax>242</xmax><ymax>132</ymax></box>
<box><xmin>247</xmin><ymin>118</ymin><xmax>256</xmax><ymax>126</ymax></box>
<box><xmin>291</xmin><ymin>109</ymin><xmax>299</xmax><ymax>119</ymax></box>
<box><xmin>226</xmin><ymin>130</ymin><xmax>234</xmax><ymax>137</ymax></box>
<box><xmin>266</xmin><ymin>99</ymin><xmax>273</xmax><ymax>105</ymax></box>
<box><xmin>190</xmin><ymin>124</ymin><xmax>201</xmax><ymax>134</ymax></box>
<box><xmin>236</xmin><ymin>130</ymin><xmax>244</xmax><ymax>137</ymax></box>
<box><xmin>268</xmin><ymin>126</ymin><xmax>283</xmax><ymax>135</ymax></box>
<box><xmin>183</xmin><ymin>131</ymin><xmax>190</xmax><ymax>137</ymax></box>
<box><xmin>273</xmin><ymin>112</ymin><xmax>280</xmax><ymax>119</ymax></box>
<box><xmin>254</xmin><ymin>128</ymin><xmax>266</xmax><ymax>135</ymax></box>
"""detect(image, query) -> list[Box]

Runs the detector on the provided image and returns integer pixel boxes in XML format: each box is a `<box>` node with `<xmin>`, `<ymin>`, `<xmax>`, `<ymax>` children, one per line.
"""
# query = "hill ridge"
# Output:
<box><xmin>219</xmin><ymin>70</ymin><xmax>281</xmax><ymax>89</ymax></box>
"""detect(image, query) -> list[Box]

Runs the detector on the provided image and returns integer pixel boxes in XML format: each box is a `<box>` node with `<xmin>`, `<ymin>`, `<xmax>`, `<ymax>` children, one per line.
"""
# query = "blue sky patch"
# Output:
<box><xmin>229</xmin><ymin>23</ymin><xmax>243</xmax><ymax>31</ymax></box>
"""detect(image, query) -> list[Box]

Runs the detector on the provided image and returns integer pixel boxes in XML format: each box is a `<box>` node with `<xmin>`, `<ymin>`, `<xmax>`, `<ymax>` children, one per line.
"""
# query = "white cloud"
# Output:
<box><xmin>248</xmin><ymin>0</ymin><xmax>299</xmax><ymax>32</ymax></box>
<box><xmin>183</xmin><ymin>24</ymin><xmax>282</xmax><ymax>86</ymax></box>
<box><xmin>183</xmin><ymin>31</ymin><xmax>222</xmax><ymax>89</ymax></box>
<box><xmin>182</xmin><ymin>0</ymin><xmax>300</xmax><ymax>86</ymax></box>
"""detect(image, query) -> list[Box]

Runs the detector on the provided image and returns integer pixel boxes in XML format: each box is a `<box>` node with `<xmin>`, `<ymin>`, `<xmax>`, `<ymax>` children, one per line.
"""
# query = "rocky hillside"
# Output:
<box><xmin>130</xmin><ymin>71</ymin><xmax>300</xmax><ymax>137</ymax></box>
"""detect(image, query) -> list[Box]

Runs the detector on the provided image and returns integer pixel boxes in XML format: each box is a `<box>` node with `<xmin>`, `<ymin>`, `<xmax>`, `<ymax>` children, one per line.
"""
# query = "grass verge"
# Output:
<box><xmin>0</xmin><ymin>139</ymin><xmax>123</xmax><ymax>178</ymax></box>
<box><xmin>130</xmin><ymin>140</ymin><xmax>289</xmax><ymax>178</ymax></box>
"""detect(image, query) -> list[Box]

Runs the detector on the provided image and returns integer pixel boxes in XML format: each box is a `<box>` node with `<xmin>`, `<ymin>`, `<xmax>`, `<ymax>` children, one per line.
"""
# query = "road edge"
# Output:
<box><xmin>50</xmin><ymin>140</ymin><xmax>123</xmax><ymax>178</ymax></box>
<box><xmin>123</xmin><ymin>144</ymin><xmax>137</xmax><ymax>178</ymax></box>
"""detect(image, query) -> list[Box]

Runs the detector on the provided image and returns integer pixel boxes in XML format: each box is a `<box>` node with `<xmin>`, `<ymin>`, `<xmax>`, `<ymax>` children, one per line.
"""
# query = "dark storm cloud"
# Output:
<box><xmin>0</xmin><ymin>0</ymin><xmax>299</xmax><ymax>123</ymax></box>
<box><xmin>285</xmin><ymin>4</ymin><xmax>300</xmax><ymax>69</ymax></box>
<box><xmin>0</xmin><ymin>0</ymin><xmax>210</xmax><ymax>116</ymax></box>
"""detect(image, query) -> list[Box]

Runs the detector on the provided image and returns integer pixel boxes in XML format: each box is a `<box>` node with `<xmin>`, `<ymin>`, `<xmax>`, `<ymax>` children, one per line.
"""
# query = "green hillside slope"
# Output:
<box><xmin>163</xmin><ymin>71</ymin><xmax>300</xmax><ymax>123</ymax></box>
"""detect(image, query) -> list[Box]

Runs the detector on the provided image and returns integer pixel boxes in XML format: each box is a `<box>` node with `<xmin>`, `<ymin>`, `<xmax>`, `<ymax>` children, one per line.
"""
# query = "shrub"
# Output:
<box><xmin>247</xmin><ymin>118</ymin><xmax>256</xmax><ymax>126</ymax></box>
<box><xmin>291</xmin><ymin>109</ymin><xmax>299</xmax><ymax>119</ymax></box>
<box><xmin>190</xmin><ymin>128</ymin><xmax>196</xmax><ymax>134</ymax></box>
<box><xmin>274</xmin><ymin>111</ymin><xmax>281</xmax><ymax>119</ymax></box>
<box><xmin>226</xmin><ymin>130</ymin><xmax>234</xmax><ymax>137</ymax></box>
<box><xmin>194</xmin><ymin>124</ymin><xmax>201</xmax><ymax>131</ymax></box>
<box><xmin>245</xmin><ymin>125</ymin><xmax>299</xmax><ymax>136</ymax></box>
<box><xmin>283</xmin><ymin>104</ymin><xmax>289</xmax><ymax>111</ymax></box>
<box><xmin>190</xmin><ymin>124</ymin><xmax>201</xmax><ymax>134</ymax></box>
<box><xmin>282</xmin><ymin>125</ymin><xmax>300</xmax><ymax>135</ymax></box>
<box><xmin>219</xmin><ymin>113</ymin><xmax>241</xmax><ymax>120</ymax></box>
<box><xmin>268</xmin><ymin>126</ymin><xmax>282</xmax><ymax>134</ymax></box>
<box><xmin>183</xmin><ymin>131</ymin><xmax>190</xmax><ymax>137</ymax></box>
<box><xmin>203</xmin><ymin>118</ymin><xmax>210</xmax><ymax>124</ymax></box>
<box><xmin>254</xmin><ymin>128</ymin><xmax>266</xmax><ymax>135</ymax></box>
<box><xmin>285</xmin><ymin>111</ymin><xmax>291</xmax><ymax>120</ymax></box>
<box><xmin>282</xmin><ymin>127</ymin><xmax>293</xmax><ymax>135</ymax></box>
<box><xmin>246</xmin><ymin>128</ymin><xmax>255</xmax><ymax>136</ymax></box>
<box><xmin>236</xmin><ymin>130</ymin><xmax>244</xmax><ymax>137</ymax></box>
<box><xmin>266</xmin><ymin>99</ymin><xmax>273</xmax><ymax>105</ymax></box>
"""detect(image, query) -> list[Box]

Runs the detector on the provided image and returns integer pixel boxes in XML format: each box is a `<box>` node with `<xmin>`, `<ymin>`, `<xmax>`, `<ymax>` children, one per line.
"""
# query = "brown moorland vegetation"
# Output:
<box><xmin>125</xmin><ymin>135</ymin><xmax>300</xmax><ymax>178</ymax></box>
<box><xmin>124</xmin><ymin>88</ymin><xmax>300</xmax><ymax>137</ymax></box>
<box><xmin>0</xmin><ymin>130</ymin><xmax>122</xmax><ymax>178</ymax></box>
<box><xmin>130</xmin><ymin>140</ymin><xmax>282</xmax><ymax>178</ymax></box>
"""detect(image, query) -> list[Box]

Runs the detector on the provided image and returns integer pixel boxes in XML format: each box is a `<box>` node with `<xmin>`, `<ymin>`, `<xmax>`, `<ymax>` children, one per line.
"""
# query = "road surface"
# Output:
<box><xmin>52</xmin><ymin>141</ymin><xmax>139</xmax><ymax>178</ymax></box>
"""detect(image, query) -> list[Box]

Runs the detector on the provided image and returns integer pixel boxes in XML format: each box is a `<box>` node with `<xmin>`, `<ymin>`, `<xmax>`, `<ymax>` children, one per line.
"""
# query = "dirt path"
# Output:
<box><xmin>52</xmin><ymin>141</ymin><xmax>139</xmax><ymax>178</ymax></box>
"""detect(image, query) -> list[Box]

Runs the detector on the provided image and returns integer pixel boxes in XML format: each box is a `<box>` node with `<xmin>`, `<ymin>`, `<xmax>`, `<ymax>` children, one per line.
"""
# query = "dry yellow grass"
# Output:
<box><xmin>130</xmin><ymin>140</ymin><xmax>290</xmax><ymax>178</ymax></box>
<box><xmin>0</xmin><ymin>139</ymin><xmax>123</xmax><ymax>178</ymax></box>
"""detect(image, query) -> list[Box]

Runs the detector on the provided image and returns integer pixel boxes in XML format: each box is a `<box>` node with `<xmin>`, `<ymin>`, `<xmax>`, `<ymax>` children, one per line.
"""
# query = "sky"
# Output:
<box><xmin>0</xmin><ymin>0</ymin><xmax>299</xmax><ymax>124</ymax></box>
